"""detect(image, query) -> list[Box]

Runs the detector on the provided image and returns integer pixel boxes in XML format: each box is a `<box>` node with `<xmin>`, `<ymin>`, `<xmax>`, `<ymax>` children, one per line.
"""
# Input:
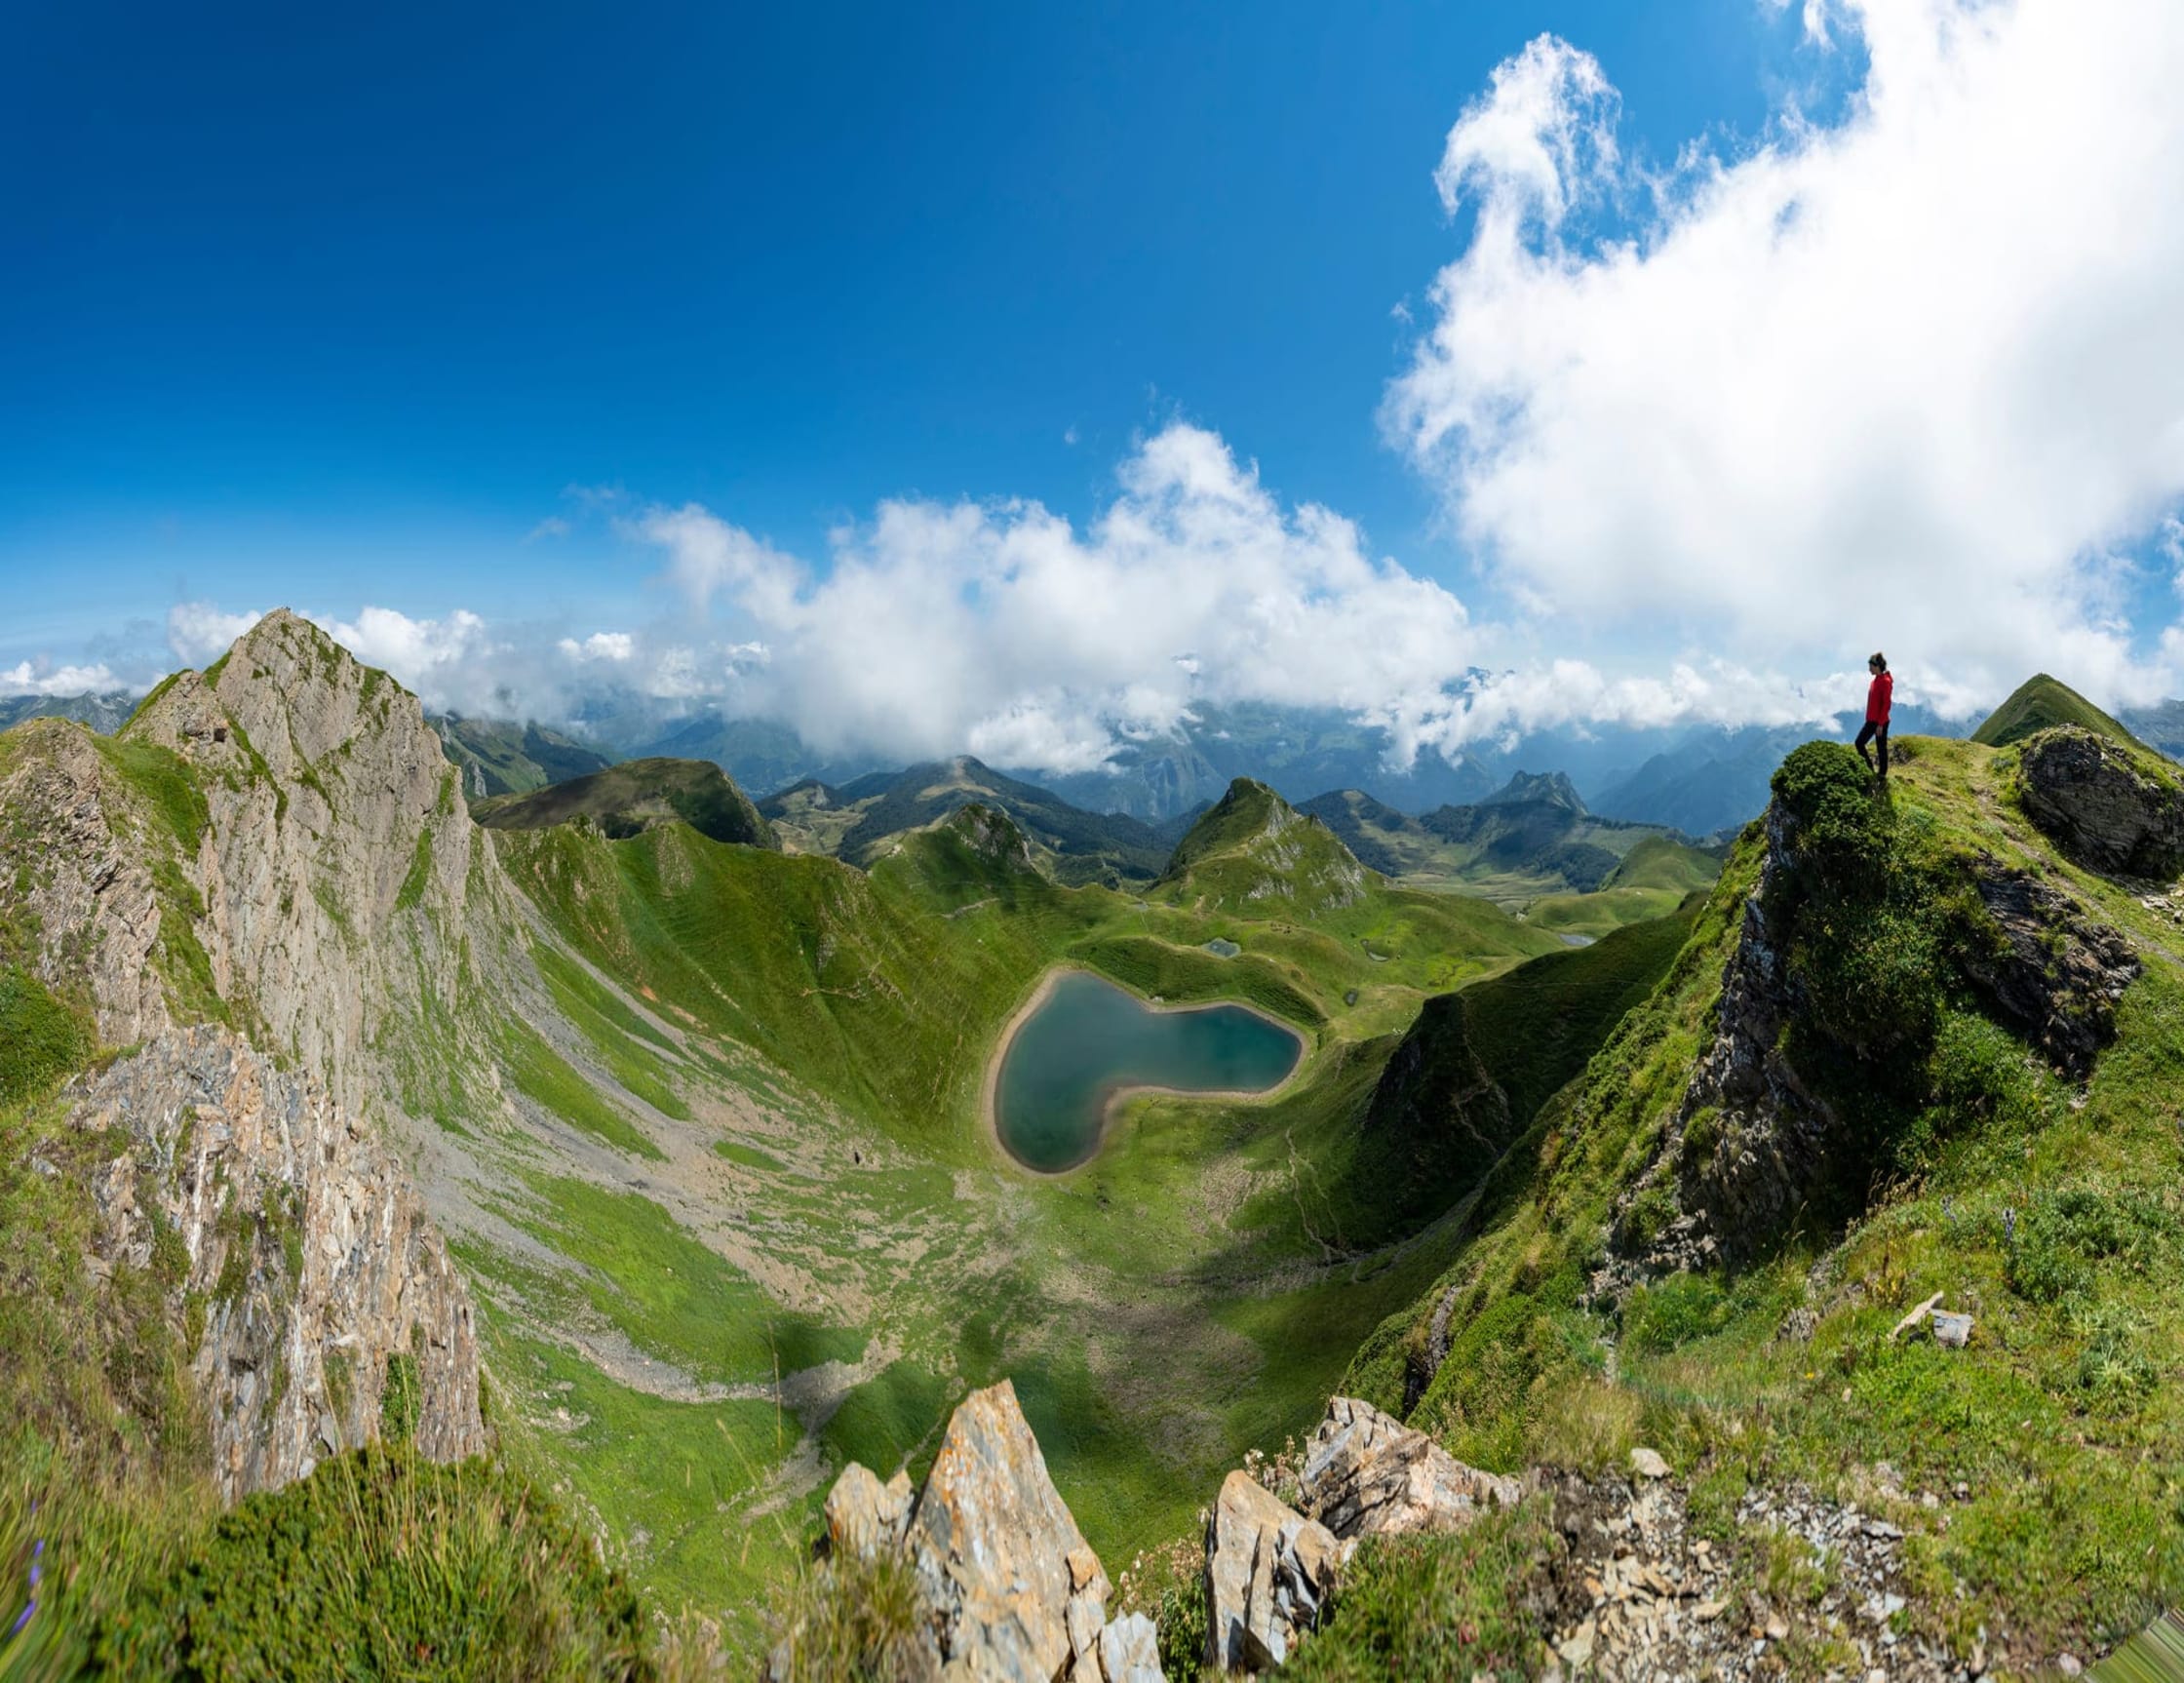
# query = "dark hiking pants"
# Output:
<box><xmin>1855</xmin><ymin>720</ymin><xmax>1890</xmax><ymax>776</ymax></box>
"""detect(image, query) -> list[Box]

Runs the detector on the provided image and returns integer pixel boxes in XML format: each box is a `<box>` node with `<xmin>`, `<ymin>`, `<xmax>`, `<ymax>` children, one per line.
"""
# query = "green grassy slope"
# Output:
<box><xmin>475</xmin><ymin>755</ymin><xmax>776</xmax><ymax>848</ymax></box>
<box><xmin>1331</xmin><ymin>730</ymin><xmax>2184</xmax><ymax>1666</ymax></box>
<box><xmin>1971</xmin><ymin>673</ymin><xmax>2136</xmax><ymax>749</ymax></box>
<box><xmin>808</xmin><ymin>757</ymin><xmax>1174</xmax><ymax>884</ymax></box>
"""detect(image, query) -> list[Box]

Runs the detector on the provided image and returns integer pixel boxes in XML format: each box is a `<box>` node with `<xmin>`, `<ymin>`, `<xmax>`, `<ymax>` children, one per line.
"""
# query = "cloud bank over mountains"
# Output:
<box><xmin>1389</xmin><ymin>0</ymin><xmax>2184</xmax><ymax>711</ymax></box>
<box><xmin>17</xmin><ymin>0</ymin><xmax>2184</xmax><ymax>782</ymax></box>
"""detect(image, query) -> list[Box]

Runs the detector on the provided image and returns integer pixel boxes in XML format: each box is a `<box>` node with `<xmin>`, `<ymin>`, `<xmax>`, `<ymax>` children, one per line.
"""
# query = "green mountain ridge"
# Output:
<box><xmin>1970</xmin><ymin>672</ymin><xmax>2138</xmax><ymax>750</ymax></box>
<box><xmin>474</xmin><ymin>755</ymin><xmax>778</xmax><ymax>849</ymax></box>
<box><xmin>6</xmin><ymin>638</ymin><xmax>2179</xmax><ymax>1677</ymax></box>
<box><xmin>759</xmin><ymin>755</ymin><xmax>1175</xmax><ymax>884</ymax></box>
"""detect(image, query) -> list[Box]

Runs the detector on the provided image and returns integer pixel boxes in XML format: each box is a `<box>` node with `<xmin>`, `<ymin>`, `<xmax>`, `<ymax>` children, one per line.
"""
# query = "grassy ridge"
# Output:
<box><xmin>1329</xmin><ymin>733</ymin><xmax>2184</xmax><ymax>1664</ymax></box>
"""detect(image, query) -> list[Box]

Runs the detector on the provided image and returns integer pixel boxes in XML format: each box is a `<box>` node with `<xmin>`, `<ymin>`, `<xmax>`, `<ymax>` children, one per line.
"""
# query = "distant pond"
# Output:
<box><xmin>991</xmin><ymin>971</ymin><xmax>1303</xmax><ymax>1173</ymax></box>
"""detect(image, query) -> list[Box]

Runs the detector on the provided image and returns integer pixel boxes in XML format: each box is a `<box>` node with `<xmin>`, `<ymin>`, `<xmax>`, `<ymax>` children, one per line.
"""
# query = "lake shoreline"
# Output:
<box><xmin>980</xmin><ymin>963</ymin><xmax>1309</xmax><ymax>1178</ymax></box>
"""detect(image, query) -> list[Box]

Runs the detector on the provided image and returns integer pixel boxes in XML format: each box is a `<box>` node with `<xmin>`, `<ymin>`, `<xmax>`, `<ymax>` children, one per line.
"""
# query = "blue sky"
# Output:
<box><xmin>6</xmin><ymin>1</ymin><xmax>2183</xmax><ymax>767</ymax></box>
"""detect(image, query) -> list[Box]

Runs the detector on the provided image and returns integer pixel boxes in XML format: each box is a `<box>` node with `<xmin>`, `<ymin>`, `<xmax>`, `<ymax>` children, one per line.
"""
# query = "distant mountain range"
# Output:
<box><xmin>30</xmin><ymin>681</ymin><xmax>2184</xmax><ymax>841</ymax></box>
<box><xmin>0</xmin><ymin>689</ymin><xmax>139</xmax><ymax>734</ymax></box>
<box><xmin>759</xmin><ymin>757</ymin><xmax>1195</xmax><ymax>886</ymax></box>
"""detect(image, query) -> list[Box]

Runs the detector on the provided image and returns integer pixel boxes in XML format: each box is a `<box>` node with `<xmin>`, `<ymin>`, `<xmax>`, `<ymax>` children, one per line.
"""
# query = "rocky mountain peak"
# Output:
<box><xmin>115</xmin><ymin>610</ymin><xmax>483</xmax><ymax>1120</ymax></box>
<box><xmin>1485</xmin><ymin>768</ymin><xmax>1586</xmax><ymax>813</ymax></box>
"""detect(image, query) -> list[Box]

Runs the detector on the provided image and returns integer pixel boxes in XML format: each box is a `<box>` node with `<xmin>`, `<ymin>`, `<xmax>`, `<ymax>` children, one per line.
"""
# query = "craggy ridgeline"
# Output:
<box><xmin>0</xmin><ymin>609</ymin><xmax>1711</xmax><ymax>1672</ymax></box>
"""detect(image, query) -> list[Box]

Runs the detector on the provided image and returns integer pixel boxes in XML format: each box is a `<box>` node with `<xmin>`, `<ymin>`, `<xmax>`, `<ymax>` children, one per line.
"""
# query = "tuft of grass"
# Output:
<box><xmin>91</xmin><ymin>1443</ymin><xmax>652</xmax><ymax>1682</ymax></box>
<box><xmin>760</xmin><ymin>1545</ymin><xmax>930</xmax><ymax>1683</ymax></box>
<box><xmin>1281</xmin><ymin>1498</ymin><xmax>1557</xmax><ymax>1680</ymax></box>
<box><xmin>0</xmin><ymin>966</ymin><xmax>90</xmax><ymax>1107</ymax></box>
<box><xmin>394</xmin><ymin>827</ymin><xmax>435</xmax><ymax>913</ymax></box>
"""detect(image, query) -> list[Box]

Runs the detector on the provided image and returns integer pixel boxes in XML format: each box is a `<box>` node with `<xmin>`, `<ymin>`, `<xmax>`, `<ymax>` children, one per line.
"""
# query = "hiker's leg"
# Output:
<box><xmin>1878</xmin><ymin>724</ymin><xmax>1890</xmax><ymax>778</ymax></box>
<box><xmin>1854</xmin><ymin>721</ymin><xmax>1877</xmax><ymax>768</ymax></box>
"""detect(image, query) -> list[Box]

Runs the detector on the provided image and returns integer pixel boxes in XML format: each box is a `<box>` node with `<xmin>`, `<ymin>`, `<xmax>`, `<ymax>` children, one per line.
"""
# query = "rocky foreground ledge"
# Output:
<box><xmin>773</xmin><ymin>1382</ymin><xmax>1519</xmax><ymax>1680</ymax></box>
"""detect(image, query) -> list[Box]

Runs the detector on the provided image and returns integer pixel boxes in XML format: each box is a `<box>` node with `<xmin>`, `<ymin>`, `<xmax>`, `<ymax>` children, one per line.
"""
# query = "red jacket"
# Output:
<box><xmin>1866</xmin><ymin>672</ymin><xmax>1893</xmax><ymax>724</ymax></box>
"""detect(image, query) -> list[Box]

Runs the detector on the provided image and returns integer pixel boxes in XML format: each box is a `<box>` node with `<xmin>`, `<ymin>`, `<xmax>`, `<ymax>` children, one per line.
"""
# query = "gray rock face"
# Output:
<box><xmin>71</xmin><ymin>1026</ymin><xmax>485</xmax><ymax>1499</ymax></box>
<box><xmin>1098</xmin><ymin>1614</ymin><xmax>1162</xmax><ymax>1683</ymax></box>
<box><xmin>1957</xmin><ymin>864</ymin><xmax>2138</xmax><ymax>1076</ymax></box>
<box><xmin>1635</xmin><ymin>797</ymin><xmax>1834</xmax><ymax>1272</ymax></box>
<box><xmin>825</xmin><ymin>1462</ymin><xmax>915</xmax><ymax>1557</ymax></box>
<box><xmin>0</xmin><ymin>720</ymin><xmax>173</xmax><ymax>1044</ymax></box>
<box><xmin>2017</xmin><ymin>726</ymin><xmax>2184</xmax><ymax>879</ymax></box>
<box><xmin>812</xmin><ymin>1381</ymin><xmax>1121</xmax><ymax>1683</ymax></box>
<box><xmin>1300</xmin><ymin>1396</ymin><xmax>1521</xmax><ymax>1540</ymax></box>
<box><xmin>1204</xmin><ymin>1471</ymin><xmax>1346</xmax><ymax>1673</ymax></box>
<box><xmin>125</xmin><ymin>610</ymin><xmax>490</xmax><ymax>1124</ymax></box>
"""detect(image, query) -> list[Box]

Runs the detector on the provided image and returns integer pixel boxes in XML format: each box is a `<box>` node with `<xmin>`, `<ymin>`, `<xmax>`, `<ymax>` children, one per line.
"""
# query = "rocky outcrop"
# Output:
<box><xmin>946</xmin><ymin>802</ymin><xmax>1037</xmax><ymax>873</ymax></box>
<box><xmin>1958</xmin><ymin>864</ymin><xmax>2139</xmax><ymax>1076</ymax></box>
<box><xmin>1615</xmin><ymin>780</ymin><xmax>2141</xmax><ymax>1279</ymax></box>
<box><xmin>71</xmin><ymin>1026</ymin><xmax>485</xmax><ymax>1500</ymax></box>
<box><xmin>2017</xmin><ymin>725</ymin><xmax>2184</xmax><ymax>879</ymax></box>
<box><xmin>1629</xmin><ymin>797</ymin><xmax>1836</xmax><ymax>1273</ymax></box>
<box><xmin>904</xmin><ymin>1381</ymin><xmax>1112</xmax><ymax>1680</ymax></box>
<box><xmin>825</xmin><ymin>1462</ymin><xmax>916</xmax><ymax>1557</ymax></box>
<box><xmin>1203</xmin><ymin>1471</ymin><xmax>1346</xmax><ymax>1674</ymax></box>
<box><xmin>0</xmin><ymin>720</ymin><xmax>173</xmax><ymax>1044</ymax></box>
<box><xmin>1300</xmin><ymin>1396</ymin><xmax>1521</xmax><ymax>1540</ymax></box>
<box><xmin>811</xmin><ymin>1381</ymin><xmax>1150</xmax><ymax>1682</ymax></box>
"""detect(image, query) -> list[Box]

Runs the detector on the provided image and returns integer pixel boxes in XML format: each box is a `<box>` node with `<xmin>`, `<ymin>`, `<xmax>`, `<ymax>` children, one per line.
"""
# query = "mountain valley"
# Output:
<box><xmin>4</xmin><ymin>622</ymin><xmax>2181</xmax><ymax>1679</ymax></box>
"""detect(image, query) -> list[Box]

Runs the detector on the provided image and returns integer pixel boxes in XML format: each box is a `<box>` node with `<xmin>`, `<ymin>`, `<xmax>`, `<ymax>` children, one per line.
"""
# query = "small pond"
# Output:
<box><xmin>993</xmin><ymin>971</ymin><xmax>1303</xmax><ymax>1173</ymax></box>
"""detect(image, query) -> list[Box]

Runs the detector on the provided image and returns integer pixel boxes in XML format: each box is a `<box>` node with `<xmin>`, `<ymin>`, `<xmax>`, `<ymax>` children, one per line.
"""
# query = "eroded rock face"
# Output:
<box><xmin>904</xmin><ymin>1381</ymin><xmax>1112</xmax><ymax>1682</ymax></box>
<box><xmin>2017</xmin><ymin>726</ymin><xmax>2184</xmax><ymax>880</ymax></box>
<box><xmin>126</xmin><ymin>609</ymin><xmax>490</xmax><ymax>1124</ymax></box>
<box><xmin>72</xmin><ymin>1026</ymin><xmax>485</xmax><ymax>1500</ymax></box>
<box><xmin>825</xmin><ymin>1462</ymin><xmax>915</xmax><ymax>1558</ymax></box>
<box><xmin>810</xmin><ymin>1381</ymin><xmax>1131</xmax><ymax>1682</ymax></box>
<box><xmin>1204</xmin><ymin>1471</ymin><xmax>1346</xmax><ymax>1673</ymax></box>
<box><xmin>1958</xmin><ymin>865</ymin><xmax>2139</xmax><ymax>1076</ymax></box>
<box><xmin>0</xmin><ymin>720</ymin><xmax>172</xmax><ymax>1044</ymax></box>
<box><xmin>1301</xmin><ymin>1396</ymin><xmax>1521</xmax><ymax>1540</ymax></box>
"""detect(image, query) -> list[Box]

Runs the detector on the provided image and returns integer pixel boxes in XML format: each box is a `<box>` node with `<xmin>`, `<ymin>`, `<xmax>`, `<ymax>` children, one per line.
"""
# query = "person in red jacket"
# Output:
<box><xmin>1856</xmin><ymin>651</ymin><xmax>1893</xmax><ymax>780</ymax></box>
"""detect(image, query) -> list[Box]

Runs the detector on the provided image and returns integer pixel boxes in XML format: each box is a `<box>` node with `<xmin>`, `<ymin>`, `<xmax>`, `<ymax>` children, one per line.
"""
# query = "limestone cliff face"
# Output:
<box><xmin>0</xmin><ymin>719</ymin><xmax>172</xmax><ymax>1044</ymax></box>
<box><xmin>75</xmin><ymin>1027</ymin><xmax>485</xmax><ymax>1499</ymax></box>
<box><xmin>0</xmin><ymin>610</ymin><xmax>494</xmax><ymax>1498</ymax></box>
<box><xmin>123</xmin><ymin>609</ymin><xmax>497</xmax><ymax>1124</ymax></box>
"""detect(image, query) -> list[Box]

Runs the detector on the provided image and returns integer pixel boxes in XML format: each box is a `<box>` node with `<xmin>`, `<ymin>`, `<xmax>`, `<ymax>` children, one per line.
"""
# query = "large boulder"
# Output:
<box><xmin>1300</xmin><ymin>1397</ymin><xmax>1522</xmax><ymax>1540</ymax></box>
<box><xmin>2017</xmin><ymin>725</ymin><xmax>2184</xmax><ymax>879</ymax></box>
<box><xmin>903</xmin><ymin>1381</ymin><xmax>1111</xmax><ymax>1681</ymax></box>
<box><xmin>1204</xmin><ymin>1471</ymin><xmax>1346</xmax><ymax>1673</ymax></box>
<box><xmin>804</xmin><ymin>1381</ymin><xmax>1150</xmax><ymax>1682</ymax></box>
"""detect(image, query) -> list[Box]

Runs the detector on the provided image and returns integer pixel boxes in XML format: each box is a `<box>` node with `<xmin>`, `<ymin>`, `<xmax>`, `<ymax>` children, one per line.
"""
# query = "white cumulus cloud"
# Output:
<box><xmin>633</xmin><ymin>422</ymin><xmax>1501</xmax><ymax>770</ymax></box>
<box><xmin>1387</xmin><ymin>0</ymin><xmax>2184</xmax><ymax>711</ymax></box>
<box><xmin>0</xmin><ymin>658</ymin><xmax>125</xmax><ymax>697</ymax></box>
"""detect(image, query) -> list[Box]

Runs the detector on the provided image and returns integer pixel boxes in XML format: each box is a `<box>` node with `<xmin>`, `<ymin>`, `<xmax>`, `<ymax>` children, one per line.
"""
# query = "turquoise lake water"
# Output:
<box><xmin>994</xmin><ymin>971</ymin><xmax>1303</xmax><ymax>1173</ymax></box>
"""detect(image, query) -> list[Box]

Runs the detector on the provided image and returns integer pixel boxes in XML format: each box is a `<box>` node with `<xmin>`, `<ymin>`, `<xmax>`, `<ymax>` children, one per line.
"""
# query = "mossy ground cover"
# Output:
<box><xmin>1325</xmin><ymin>733</ymin><xmax>2184</xmax><ymax>1666</ymax></box>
